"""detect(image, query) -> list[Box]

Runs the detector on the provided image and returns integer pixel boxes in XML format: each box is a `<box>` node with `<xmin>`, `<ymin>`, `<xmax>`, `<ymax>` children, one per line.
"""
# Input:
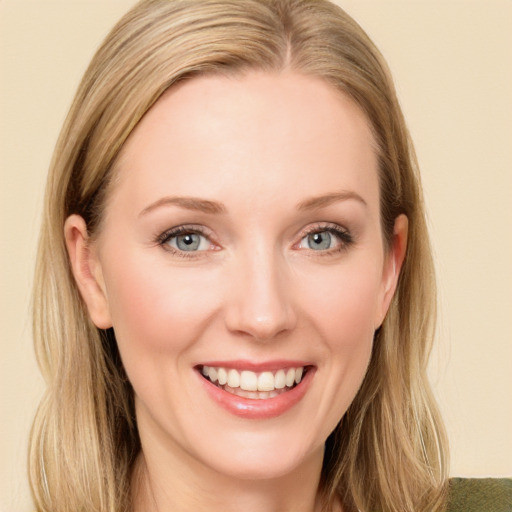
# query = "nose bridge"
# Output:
<box><xmin>225</xmin><ymin>242</ymin><xmax>296</xmax><ymax>340</ymax></box>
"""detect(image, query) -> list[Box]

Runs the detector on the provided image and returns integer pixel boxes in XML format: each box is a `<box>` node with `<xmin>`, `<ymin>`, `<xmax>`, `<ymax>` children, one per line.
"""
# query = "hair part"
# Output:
<box><xmin>30</xmin><ymin>1</ymin><xmax>448</xmax><ymax>511</ymax></box>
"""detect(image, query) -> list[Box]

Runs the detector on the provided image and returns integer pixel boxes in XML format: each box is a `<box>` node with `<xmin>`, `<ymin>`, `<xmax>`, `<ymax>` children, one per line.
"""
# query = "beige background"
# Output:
<box><xmin>1</xmin><ymin>1</ymin><xmax>511</xmax><ymax>510</ymax></box>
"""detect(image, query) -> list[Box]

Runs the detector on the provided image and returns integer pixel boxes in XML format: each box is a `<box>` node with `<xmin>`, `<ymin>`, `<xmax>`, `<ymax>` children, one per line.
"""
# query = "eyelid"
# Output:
<box><xmin>157</xmin><ymin>224</ymin><xmax>209</xmax><ymax>243</ymax></box>
<box><xmin>294</xmin><ymin>222</ymin><xmax>354</xmax><ymax>253</ymax></box>
<box><xmin>156</xmin><ymin>224</ymin><xmax>219</xmax><ymax>256</ymax></box>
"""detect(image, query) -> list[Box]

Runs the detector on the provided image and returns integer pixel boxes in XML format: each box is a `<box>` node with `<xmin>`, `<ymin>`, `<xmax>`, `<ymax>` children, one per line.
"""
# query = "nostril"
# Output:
<box><xmin>225</xmin><ymin>311</ymin><xmax>296</xmax><ymax>341</ymax></box>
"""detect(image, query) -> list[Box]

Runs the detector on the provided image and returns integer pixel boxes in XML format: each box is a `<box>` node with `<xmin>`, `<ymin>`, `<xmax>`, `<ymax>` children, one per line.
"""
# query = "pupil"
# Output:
<box><xmin>176</xmin><ymin>233</ymin><xmax>200</xmax><ymax>251</ymax></box>
<box><xmin>308</xmin><ymin>231</ymin><xmax>331</xmax><ymax>250</ymax></box>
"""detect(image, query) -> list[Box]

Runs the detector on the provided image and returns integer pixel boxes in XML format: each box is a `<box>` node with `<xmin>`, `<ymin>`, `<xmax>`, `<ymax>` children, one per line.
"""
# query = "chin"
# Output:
<box><xmin>205</xmin><ymin>450</ymin><xmax>314</xmax><ymax>482</ymax></box>
<box><xmin>186</xmin><ymin>425</ymin><xmax>323</xmax><ymax>482</ymax></box>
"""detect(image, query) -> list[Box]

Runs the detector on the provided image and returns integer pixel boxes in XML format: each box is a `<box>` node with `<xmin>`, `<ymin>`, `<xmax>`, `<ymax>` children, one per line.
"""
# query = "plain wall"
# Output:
<box><xmin>1</xmin><ymin>1</ymin><xmax>511</xmax><ymax>510</ymax></box>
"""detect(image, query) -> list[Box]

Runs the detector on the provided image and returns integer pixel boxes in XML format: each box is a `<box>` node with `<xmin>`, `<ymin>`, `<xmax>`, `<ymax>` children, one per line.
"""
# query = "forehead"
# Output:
<box><xmin>111</xmin><ymin>71</ymin><xmax>379</xmax><ymax>216</ymax></box>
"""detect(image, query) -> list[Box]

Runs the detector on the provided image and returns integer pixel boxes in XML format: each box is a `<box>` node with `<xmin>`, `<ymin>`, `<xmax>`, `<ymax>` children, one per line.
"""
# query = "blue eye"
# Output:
<box><xmin>305</xmin><ymin>231</ymin><xmax>333</xmax><ymax>250</ymax></box>
<box><xmin>173</xmin><ymin>233</ymin><xmax>203</xmax><ymax>251</ymax></box>
<box><xmin>160</xmin><ymin>228</ymin><xmax>211</xmax><ymax>253</ymax></box>
<box><xmin>297</xmin><ymin>226</ymin><xmax>352</xmax><ymax>252</ymax></box>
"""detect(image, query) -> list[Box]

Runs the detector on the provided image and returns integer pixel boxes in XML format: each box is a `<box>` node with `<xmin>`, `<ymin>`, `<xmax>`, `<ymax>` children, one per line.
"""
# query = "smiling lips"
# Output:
<box><xmin>197</xmin><ymin>363</ymin><xmax>313</xmax><ymax>419</ymax></box>
<box><xmin>201</xmin><ymin>365</ymin><xmax>305</xmax><ymax>399</ymax></box>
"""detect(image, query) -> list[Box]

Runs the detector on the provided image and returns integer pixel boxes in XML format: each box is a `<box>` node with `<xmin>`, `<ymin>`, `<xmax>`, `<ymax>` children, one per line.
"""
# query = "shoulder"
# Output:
<box><xmin>446</xmin><ymin>477</ymin><xmax>512</xmax><ymax>512</ymax></box>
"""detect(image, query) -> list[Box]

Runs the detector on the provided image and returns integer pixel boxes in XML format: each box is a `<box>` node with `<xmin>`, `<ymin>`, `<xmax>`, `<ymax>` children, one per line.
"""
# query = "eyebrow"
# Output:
<box><xmin>139</xmin><ymin>196</ymin><xmax>227</xmax><ymax>217</ymax></box>
<box><xmin>139</xmin><ymin>190</ymin><xmax>366</xmax><ymax>217</ymax></box>
<box><xmin>296</xmin><ymin>190</ymin><xmax>367</xmax><ymax>211</ymax></box>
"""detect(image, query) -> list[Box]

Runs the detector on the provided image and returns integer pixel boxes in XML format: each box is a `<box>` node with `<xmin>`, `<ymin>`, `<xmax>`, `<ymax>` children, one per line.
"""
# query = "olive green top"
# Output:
<box><xmin>30</xmin><ymin>477</ymin><xmax>512</xmax><ymax>511</ymax></box>
<box><xmin>447</xmin><ymin>478</ymin><xmax>512</xmax><ymax>511</ymax></box>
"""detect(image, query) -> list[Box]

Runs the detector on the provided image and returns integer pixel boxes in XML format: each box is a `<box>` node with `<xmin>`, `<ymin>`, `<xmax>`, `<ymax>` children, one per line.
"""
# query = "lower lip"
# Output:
<box><xmin>197</xmin><ymin>368</ymin><xmax>315</xmax><ymax>420</ymax></box>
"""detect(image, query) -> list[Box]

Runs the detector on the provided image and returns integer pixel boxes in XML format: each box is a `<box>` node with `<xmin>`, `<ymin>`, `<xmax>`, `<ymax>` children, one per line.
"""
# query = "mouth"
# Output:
<box><xmin>195</xmin><ymin>360</ymin><xmax>316</xmax><ymax>419</ymax></box>
<box><xmin>197</xmin><ymin>364</ymin><xmax>312</xmax><ymax>400</ymax></box>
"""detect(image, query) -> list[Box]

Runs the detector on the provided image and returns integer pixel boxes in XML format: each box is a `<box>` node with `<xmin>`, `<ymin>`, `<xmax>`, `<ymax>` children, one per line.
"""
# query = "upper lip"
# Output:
<box><xmin>195</xmin><ymin>359</ymin><xmax>314</xmax><ymax>372</ymax></box>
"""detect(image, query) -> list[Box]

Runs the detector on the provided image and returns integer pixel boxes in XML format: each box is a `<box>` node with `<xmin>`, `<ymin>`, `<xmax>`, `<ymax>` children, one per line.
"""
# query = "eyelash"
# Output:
<box><xmin>298</xmin><ymin>223</ymin><xmax>354</xmax><ymax>256</ymax></box>
<box><xmin>156</xmin><ymin>223</ymin><xmax>354</xmax><ymax>258</ymax></box>
<box><xmin>156</xmin><ymin>225</ymin><xmax>215</xmax><ymax>259</ymax></box>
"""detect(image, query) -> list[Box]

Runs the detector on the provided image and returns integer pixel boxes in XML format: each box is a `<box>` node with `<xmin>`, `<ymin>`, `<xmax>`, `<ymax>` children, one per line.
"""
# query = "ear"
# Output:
<box><xmin>375</xmin><ymin>214</ymin><xmax>408</xmax><ymax>328</ymax></box>
<box><xmin>64</xmin><ymin>214</ymin><xmax>112</xmax><ymax>329</ymax></box>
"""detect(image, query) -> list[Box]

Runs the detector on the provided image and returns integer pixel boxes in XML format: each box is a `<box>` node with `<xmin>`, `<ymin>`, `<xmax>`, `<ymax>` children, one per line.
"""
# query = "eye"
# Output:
<box><xmin>297</xmin><ymin>225</ymin><xmax>353</xmax><ymax>253</ymax></box>
<box><xmin>300</xmin><ymin>231</ymin><xmax>334</xmax><ymax>250</ymax></box>
<box><xmin>158</xmin><ymin>226</ymin><xmax>214</xmax><ymax>254</ymax></box>
<box><xmin>169</xmin><ymin>232</ymin><xmax>209</xmax><ymax>252</ymax></box>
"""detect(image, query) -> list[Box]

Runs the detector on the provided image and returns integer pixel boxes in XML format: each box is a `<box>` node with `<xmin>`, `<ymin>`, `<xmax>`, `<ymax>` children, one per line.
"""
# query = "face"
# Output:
<box><xmin>67</xmin><ymin>71</ymin><xmax>406</xmax><ymax>482</ymax></box>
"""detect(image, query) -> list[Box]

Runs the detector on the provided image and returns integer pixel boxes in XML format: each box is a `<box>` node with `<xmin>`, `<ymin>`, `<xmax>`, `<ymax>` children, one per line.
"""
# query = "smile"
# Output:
<box><xmin>201</xmin><ymin>365</ymin><xmax>306</xmax><ymax>399</ymax></box>
<box><xmin>196</xmin><ymin>362</ymin><xmax>315</xmax><ymax>419</ymax></box>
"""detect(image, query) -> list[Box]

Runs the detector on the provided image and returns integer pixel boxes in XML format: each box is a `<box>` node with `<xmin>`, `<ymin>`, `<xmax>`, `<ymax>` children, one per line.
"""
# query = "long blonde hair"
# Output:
<box><xmin>30</xmin><ymin>1</ymin><xmax>449</xmax><ymax>511</ymax></box>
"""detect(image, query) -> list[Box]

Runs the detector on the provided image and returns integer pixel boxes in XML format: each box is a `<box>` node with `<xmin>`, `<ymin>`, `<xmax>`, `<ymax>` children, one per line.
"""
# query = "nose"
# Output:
<box><xmin>224</xmin><ymin>248</ymin><xmax>297</xmax><ymax>341</ymax></box>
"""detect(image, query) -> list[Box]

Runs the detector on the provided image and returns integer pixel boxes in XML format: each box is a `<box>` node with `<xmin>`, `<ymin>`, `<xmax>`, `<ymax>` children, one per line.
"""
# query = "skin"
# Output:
<box><xmin>65</xmin><ymin>71</ymin><xmax>407</xmax><ymax>512</ymax></box>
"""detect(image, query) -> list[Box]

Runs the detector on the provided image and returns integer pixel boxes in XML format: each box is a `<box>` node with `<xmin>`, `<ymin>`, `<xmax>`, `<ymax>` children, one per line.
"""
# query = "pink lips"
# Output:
<box><xmin>196</xmin><ymin>360</ymin><xmax>315</xmax><ymax>420</ymax></box>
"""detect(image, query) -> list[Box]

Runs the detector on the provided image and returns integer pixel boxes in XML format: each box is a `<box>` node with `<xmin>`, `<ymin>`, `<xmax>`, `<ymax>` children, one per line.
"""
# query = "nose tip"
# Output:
<box><xmin>224</xmin><ymin>263</ymin><xmax>297</xmax><ymax>341</ymax></box>
<box><xmin>231</xmin><ymin>310</ymin><xmax>294</xmax><ymax>341</ymax></box>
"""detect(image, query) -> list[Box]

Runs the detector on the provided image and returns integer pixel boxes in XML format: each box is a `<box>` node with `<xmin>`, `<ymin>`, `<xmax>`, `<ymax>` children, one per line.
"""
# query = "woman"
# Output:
<box><xmin>28</xmin><ymin>1</ymin><xmax>509</xmax><ymax>511</ymax></box>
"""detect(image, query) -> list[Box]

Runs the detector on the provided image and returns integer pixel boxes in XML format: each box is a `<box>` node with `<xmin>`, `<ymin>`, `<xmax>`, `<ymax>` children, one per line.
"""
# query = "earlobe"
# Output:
<box><xmin>375</xmin><ymin>214</ymin><xmax>408</xmax><ymax>328</ymax></box>
<box><xmin>64</xmin><ymin>215</ymin><xmax>113</xmax><ymax>329</ymax></box>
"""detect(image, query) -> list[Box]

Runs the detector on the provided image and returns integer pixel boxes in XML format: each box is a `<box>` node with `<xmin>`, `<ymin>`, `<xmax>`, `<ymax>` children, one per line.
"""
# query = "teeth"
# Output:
<box><xmin>240</xmin><ymin>371</ymin><xmax>258</xmax><ymax>391</ymax></box>
<box><xmin>257</xmin><ymin>371</ymin><xmax>274</xmax><ymax>392</ymax></box>
<box><xmin>200</xmin><ymin>365</ymin><xmax>306</xmax><ymax>393</ymax></box>
<box><xmin>227</xmin><ymin>368</ymin><xmax>240</xmax><ymax>388</ymax></box>
<box><xmin>217</xmin><ymin>367</ymin><xmax>228</xmax><ymax>385</ymax></box>
<box><xmin>274</xmin><ymin>369</ymin><xmax>286</xmax><ymax>389</ymax></box>
<box><xmin>225</xmin><ymin>386</ymin><xmax>281</xmax><ymax>399</ymax></box>
<box><xmin>208</xmin><ymin>366</ymin><xmax>218</xmax><ymax>383</ymax></box>
<box><xmin>285</xmin><ymin>368</ymin><xmax>296</xmax><ymax>387</ymax></box>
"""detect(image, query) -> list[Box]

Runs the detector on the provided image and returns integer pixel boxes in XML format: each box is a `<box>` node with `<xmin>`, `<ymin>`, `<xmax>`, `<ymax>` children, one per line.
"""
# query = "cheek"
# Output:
<box><xmin>301</xmin><ymin>260</ymin><xmax>382</xmax><ymax>397</ymax></box>
<box><xmin>100</xmin><ymin>249</ymin><xmax>220</xmax><ymax>365</ymax></box>
<box><xmin>302</xmin><ymin>260</ymin><xmax>383</xmax><ymax>345</ymax></box>
<box><xmin>319</xmin><ymin>275</ymin><xmax>378</xmax><ymax>366</ymax></box>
